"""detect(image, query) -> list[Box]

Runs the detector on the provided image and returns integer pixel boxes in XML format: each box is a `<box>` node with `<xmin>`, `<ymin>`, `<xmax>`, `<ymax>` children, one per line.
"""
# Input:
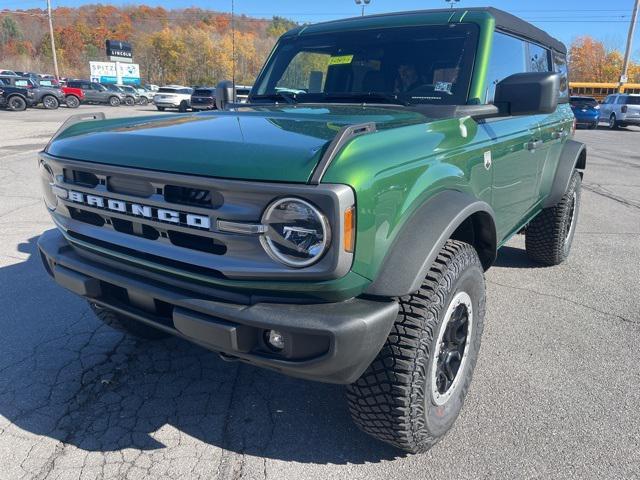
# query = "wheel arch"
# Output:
<box><xmin>543</xmin><ymin>139</ymin><xmax>586</xmax><ymax>208</ymax></box>
<box><xmin>364</xmin><ymin>190</ymin><xmax>497</xmax><ymax>298</ymax></box>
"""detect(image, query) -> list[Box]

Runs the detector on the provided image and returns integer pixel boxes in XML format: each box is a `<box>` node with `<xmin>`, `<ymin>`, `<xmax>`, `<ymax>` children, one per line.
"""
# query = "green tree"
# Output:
<box><xmin>0</xmin><ymin>16</ymin><xmax>23</xmax><ymax>45</ymax></box>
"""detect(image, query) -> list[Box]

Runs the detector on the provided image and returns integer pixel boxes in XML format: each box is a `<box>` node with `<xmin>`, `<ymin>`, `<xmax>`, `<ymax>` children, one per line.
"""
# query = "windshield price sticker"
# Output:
<box><xmin>434</xmin><ymin>81</ymin><xmax>453</xmax><ymax>94</ymax></box>
<box><xmin>329</xmin><ymin>54</ymin><xmax>354</xmax><ymax>65</ymax></box>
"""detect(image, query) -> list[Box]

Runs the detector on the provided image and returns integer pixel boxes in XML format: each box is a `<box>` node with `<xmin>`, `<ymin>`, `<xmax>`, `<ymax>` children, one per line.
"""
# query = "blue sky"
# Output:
<box><xmin>4</xmin><ymin>0</ymin><xmax>640</xmax><ymax>53</ymax></box>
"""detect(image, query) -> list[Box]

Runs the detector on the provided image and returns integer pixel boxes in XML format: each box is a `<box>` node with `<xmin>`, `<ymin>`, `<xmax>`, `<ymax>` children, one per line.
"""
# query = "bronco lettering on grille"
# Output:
<box><xmin>66</xmin><ymin>190</ymin><xmax>211</xmax><ymax>230</ymax></box>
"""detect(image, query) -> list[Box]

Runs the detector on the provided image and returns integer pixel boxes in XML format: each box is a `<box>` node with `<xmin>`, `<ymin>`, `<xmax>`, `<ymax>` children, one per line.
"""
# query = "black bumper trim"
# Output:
<box><xmin>38</xmin><ymin>229</ymin><xmax>398</xmax><ymax>384</ymax></box>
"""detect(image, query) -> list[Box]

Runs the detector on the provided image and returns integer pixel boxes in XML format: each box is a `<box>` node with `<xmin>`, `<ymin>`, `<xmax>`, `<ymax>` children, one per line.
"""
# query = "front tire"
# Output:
<box><xmin>89</xmin><ymin>302</ymin><xmax>170</xmax><ymax>340</ymax></box>
<box><xmin>156</xmin><ymin>106</ymin><xmax>165</xmax><ymax>111</ymax></box>
<box><xmin>42</xmin><ymin>95</ymin><xmax>59</xmax><ymax>110</ymax></box>
<box><xmin>65</xmin><ymin>95</ymin><xmax>80</xmax><ymax>108</ymax></box>
<box><xmin>139</xmin><ymin>96</ymin><xmax>149</xmax><ymax>106</ymax></box>
<box><xmin>525</xmin><ymin>170</ymin><xmax>581</xmax><ymax>266</ymax></box>
<box><xmin>7</xmin><ymin>95</ymin><xmax>27</xmax><ymax>111</ymax></box>
<box><xmin>178</xmin><ymin>101</ymin><xmax>188</xmax><ymax>112</ymax></box>
<box><xmin>124</xmin><ymin>96</ymin><xmax>135</xmax><ymax>106</ymax></box>
<box><xmin>347</xmin><ymin>240</ymin><xmax>485</xmax><ymax>453</ymax></box>
<box><xmin>109</xmin><ymin>96</ymin><xmax>121</xmax><ymax>107</ymax></box>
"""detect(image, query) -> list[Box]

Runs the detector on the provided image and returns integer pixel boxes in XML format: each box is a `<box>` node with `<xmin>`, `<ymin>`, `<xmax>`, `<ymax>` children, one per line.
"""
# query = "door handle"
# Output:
<box><xmin>527</xmin><ymin>139</ymin><xmax>542</xmax><ymax>150</ymax></box>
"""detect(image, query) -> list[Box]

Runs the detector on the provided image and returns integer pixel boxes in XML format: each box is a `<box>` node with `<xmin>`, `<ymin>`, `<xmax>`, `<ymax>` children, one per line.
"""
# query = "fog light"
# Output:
<box><xmin>265</xmin><ymin>329</ymin><xmax>285</xmax><ymax>351</ymax></box>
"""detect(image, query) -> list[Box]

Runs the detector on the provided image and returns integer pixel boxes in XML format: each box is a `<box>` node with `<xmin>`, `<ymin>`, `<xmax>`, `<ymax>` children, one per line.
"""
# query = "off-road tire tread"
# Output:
<box><xmin>346</xmin><ymin>240</ymin><xmax>484</xmax><ymax>453</ymax></box>
<box><xmin>89</xmin><ymin>302</ymin><xmax>170</xmax><ymax>340</ymax></box>
<box><xmin>525</xmin><ymin>170</ymin><xmax>581</xmax><ymax>266</ymax></box>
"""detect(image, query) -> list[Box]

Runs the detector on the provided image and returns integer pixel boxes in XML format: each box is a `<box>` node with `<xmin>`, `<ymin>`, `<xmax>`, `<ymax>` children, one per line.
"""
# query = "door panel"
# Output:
<box><xmin>481</xmin><ymin>116</ymin><xmax>543</xmax><ymax>241</ymax></box>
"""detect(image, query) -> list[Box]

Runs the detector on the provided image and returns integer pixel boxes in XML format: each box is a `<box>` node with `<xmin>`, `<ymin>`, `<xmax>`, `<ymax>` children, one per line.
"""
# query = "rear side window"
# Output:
<box><xmin>484</xmin><ymin>32</ymin><xmax>527</xmax><ymax>103</ymax></box>
<box><xmin>193</xmin><ymin>89</ymin><xmax>214</xmax><ymax>96</ymax></box>
<box><xmin>527</xmin><ymin>42</ymin><xmax>550</xmax><ymax>72</ymax></box>
<box><xmin>159</xmin><ymin>88</ymin><xmax>177</xmax><ymax>93</ymax></box>
<box><xmin>626</xmin><ymin>96</ymin><xmax>640</xmax><ymax>105</ymax></box>
<box><xmin>553</xmin><ymin>51</ymin><xmax>569</xmax><ymax>100</ymax></box>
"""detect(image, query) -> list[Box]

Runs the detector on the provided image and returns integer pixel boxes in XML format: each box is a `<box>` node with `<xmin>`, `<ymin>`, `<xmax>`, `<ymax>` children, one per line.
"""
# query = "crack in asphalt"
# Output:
<box><xmin>488</xmin><ymin>280</ymin><xmax>638</xmax><ymax>327</ymax></box>
<box><xmin>583</xmin><ymin>182</ymin><xmax>640</xmax><ymax>211</ymax></box>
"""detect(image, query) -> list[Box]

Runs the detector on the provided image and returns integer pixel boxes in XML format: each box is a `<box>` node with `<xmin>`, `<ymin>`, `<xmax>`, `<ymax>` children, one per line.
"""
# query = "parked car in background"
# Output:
<box><xmin>153</xmin><ymin>85</ymin><xmax>193</xmax><ymax>111</ymax></box>
<box><xmin>570</xmin><ymin>96</ymin><xmax>599</xmax><ymax>129</ymax></box>
<box><xmin>600</xmin><ymin>93</ymin><xmax>640</xmax><ymax>129</ymax></box>
<box><xmin>0</xmin><ymin>78</ymin><xmax>34</xmax><ymax>111</ymax></box>
<box><xmin>66</xmin><ymin>80</ymin><xmax>123</xmax><ymax>106</ymax></box>
<box><xmin>0</xmin><ymin>69</ymin><xmax>17</xmax><ymax>76</ymax></box>
<box><xmin>235</xmin><ymin>85</ymin><xmax>252</xmax><ymax>103</ymax></box>
<box><xmin>190</xmin><ymin>87</ymin><xmax>216</xmax><ymax>110</ymax></box>
<box><xmin>30</xmin><ymin>77</ymin><xmax>84</xmax><ymax>108</ymax></box>
<box><xmin>0</xmin><ymin>74</ymin><xmax>64</xmax><ymax>109</ymax></box>
<box><xmin>145</xmin><ymin>84</ymin><xmax>159</xmax><ymax>92</ymax></box>
<box><xmin>116</xmin><ymin>84</ymin><xmax>143</xmax><ymax>105</ymax></box>
<box><xmin>101</xmin><ymin>84</ymin><xmax>136</xmax><ymax>106</ymax></box>
<box><xmin>136</xmin><ymin>87</ymin><xmax>155</xmax><ymax>105</ymax></box>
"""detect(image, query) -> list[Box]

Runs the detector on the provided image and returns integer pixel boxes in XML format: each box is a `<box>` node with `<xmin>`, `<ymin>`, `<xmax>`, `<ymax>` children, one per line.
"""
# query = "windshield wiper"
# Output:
<box><xmin>250</xmin><ymin>92</ymin><xmax>297</xmax><ymax>104</ymax></box>
<box><xmin>323</xmin><ymin>92</ymin><xmax>410</xmax><ymax>106</ymax></box>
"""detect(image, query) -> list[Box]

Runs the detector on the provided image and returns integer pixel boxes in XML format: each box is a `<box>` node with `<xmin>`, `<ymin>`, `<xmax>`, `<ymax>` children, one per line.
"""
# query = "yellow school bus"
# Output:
<box><xmin>569</xmin><ymin>82</ymin><xmax>640</xmax><ymax>101</ymax></box>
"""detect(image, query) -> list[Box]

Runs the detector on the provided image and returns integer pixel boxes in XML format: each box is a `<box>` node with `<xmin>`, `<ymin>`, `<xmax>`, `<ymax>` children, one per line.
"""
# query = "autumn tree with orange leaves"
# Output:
<box><xmin>569</xmin><ymin>36</ymin><xmax>640</xmax><ymax>83</ymax></box>
<box><xmin>0</xmin><ymin>5</ymin><xmax>290</xmax><ymax>84</ymax></box>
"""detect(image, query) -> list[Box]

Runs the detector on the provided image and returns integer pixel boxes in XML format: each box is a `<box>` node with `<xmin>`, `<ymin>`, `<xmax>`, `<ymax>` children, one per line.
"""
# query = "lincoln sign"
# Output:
<box><xmin>105</xmin><ymin>40</ymin><xmax>133</xmax><ymax>62</ymax></box>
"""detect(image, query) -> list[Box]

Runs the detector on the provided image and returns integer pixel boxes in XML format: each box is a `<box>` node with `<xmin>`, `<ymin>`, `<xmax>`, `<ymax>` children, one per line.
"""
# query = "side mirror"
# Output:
<box><xmin>215</xmin><ymin>80</ymin><xmax>235</xmax><ymax>110</ymax></box>
<box><xmin>494</xmin><ymin>72</ymin><xmax>560</xmax><ymax>116</ymax></box>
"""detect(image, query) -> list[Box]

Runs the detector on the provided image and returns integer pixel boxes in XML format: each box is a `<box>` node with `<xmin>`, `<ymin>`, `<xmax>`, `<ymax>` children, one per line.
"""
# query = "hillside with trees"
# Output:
<box><xmin>1</xmin><ymin>6</ymin><xmax>639</xmax><ymax>86</ymax></box>
<box><xmin>0</xmin><ymin>5</ymin><xmax>297</xmax><ymax>85</ymax></box>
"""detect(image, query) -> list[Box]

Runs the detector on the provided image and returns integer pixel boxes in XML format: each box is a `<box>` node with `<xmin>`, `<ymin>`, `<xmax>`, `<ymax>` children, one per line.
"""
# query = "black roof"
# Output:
<box><xmin>482</xmin><ymin>7</ymin><xmax>566</xmax><ymax>54</ymax></box>
<box><xmin>287</xmin><ymin>7</ymin><xmax>566</xmax><ymax>54</ymax></box>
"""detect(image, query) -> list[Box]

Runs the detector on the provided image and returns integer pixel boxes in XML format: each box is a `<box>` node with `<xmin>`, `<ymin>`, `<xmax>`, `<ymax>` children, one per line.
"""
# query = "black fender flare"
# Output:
<box><xmin>543</xmin><ymin>139</ymin><xmax>586</xmax><ymax>208</ymax></box>
<box><xmin>364</xmin><ymin>190</ymin><xmax>497</xmax><ymax>297</ymax></box>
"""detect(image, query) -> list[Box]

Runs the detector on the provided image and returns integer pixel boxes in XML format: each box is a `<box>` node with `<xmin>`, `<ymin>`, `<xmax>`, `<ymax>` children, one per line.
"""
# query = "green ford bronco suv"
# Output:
<box><xmin>38</xmin><ymin>8</ymin><xmax>586</xmax><ymax>452</ymax></box>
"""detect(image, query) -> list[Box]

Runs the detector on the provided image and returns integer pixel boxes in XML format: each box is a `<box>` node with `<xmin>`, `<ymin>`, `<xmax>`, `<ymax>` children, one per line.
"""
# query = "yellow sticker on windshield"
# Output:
<box><xmin>329</xmin><ymin>54</ymin><xmax>354</xmax><ymax>65</ymax></box>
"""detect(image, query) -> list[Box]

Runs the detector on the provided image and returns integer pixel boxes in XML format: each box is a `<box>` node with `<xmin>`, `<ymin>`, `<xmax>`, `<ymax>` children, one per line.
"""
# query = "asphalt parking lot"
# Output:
<box><xmin>1</xmin><ymin>106</ymin><xmax>639</xmax><ymax>480</ymax></box>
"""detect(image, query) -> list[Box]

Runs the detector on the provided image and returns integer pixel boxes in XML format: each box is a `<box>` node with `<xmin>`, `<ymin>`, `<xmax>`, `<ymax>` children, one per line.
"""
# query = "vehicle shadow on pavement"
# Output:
<box><xmin>0</xmin><ymin>233</ymin><xmax>403</xmax><ymax>465</ymax></box>
<box><xmin>493</xmin><ymin>246</ymin><xmax>542</xmax><ymax>269</ymax></box>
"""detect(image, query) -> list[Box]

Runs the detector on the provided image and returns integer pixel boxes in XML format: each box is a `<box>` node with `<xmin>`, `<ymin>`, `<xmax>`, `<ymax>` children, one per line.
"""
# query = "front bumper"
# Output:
<box><xmin>38</xmin><ymin>229</ymin><xmax>398</xmax><ymax>384</ymax></box>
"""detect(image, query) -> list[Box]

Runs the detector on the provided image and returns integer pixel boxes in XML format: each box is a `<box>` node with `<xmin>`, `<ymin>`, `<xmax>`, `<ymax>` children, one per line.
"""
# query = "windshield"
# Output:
<box><xmin>252</xmin><ymin>23</ymin><xmax>479</xmax><ymax>106</ymax></box>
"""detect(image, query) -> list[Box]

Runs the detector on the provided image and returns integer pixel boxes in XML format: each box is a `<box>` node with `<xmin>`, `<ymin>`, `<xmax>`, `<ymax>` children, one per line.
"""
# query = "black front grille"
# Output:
<box><xmin>107</xmin><ymin>176</ymin><xmax>154</xmax><ymax>197</ymax></box>
<box><xmin>68</xmin><ymin>207</ymin><xmax>105</xmax><ymax>226</ymax></box>
<box><xmin>164</xmin><ymin>185</ymin><xmax>223</xmax><ymax>209</ymax></box>
<box><xmin>64</xmin><ymin>169</ymin><xmax>99</xmax><ymax>188</ymax></box>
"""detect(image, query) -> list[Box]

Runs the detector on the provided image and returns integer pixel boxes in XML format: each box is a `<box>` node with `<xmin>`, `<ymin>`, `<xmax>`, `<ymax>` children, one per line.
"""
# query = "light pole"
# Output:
<box><xmin>46</xmin><ymin>0</ymin><xmax>59</xmax><ymax>80</ymax></box>
<box><xmin>621</xmin><ymin>0</ymin><xmax>640</xmax><ymax>87</ymax></box>
<box><xmin>355</xmin><ymin>0</ymin><xmax>371</xmax><ymax>17</ymax></box>
<box><xmin>445</xmin><ymin>0</ymin><xmax>460</xmax><ymax>8</ymax></box>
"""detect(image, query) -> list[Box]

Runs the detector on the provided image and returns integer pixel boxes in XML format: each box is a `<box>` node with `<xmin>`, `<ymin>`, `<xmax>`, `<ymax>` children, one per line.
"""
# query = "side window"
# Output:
<box><xmin>527</xmin><ymin>43</ymin><xmax>550</xmax><ymax>72</ymax></box>
<box><xmin>603</xmin><ymin>95</ymin><xmax>612</xmax><ymax>104</ymax></box>
<box><xmin>552</xmin><ymin>51</ymin><xmax>569</xmax><ymax>99</ymax></box>
<box><xmin>616</xmin><ymin>96</ymin><xmax>626</xmax><ymax>104</ymax></box>
<box><xmin>484</xmin><ymin>32</ymin><xmax>527</xmax><ymax>103</ymax></box>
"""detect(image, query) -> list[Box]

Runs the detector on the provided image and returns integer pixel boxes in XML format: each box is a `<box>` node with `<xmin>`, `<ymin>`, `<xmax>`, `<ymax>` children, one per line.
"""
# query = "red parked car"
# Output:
<box><xmin>60</xmin><ymin>85</ymin><xmax>84</xmax><ymax>108</ymax></box>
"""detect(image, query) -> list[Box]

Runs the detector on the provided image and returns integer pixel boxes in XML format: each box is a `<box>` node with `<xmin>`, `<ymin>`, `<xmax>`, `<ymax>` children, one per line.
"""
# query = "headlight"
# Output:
<box><xmin>260</xmin><ymin>198</ymin><xmax>330</xmax><ymax>268</ymax></box>
<box><xmin>39</xmin><ymin>161</ymin><xmax>57</xmax><ymax>209</ymax></box>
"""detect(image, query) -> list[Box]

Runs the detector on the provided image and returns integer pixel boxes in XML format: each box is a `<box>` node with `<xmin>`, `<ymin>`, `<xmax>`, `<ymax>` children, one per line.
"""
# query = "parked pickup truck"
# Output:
<box><xmin>38</xmin><ymin>7</ymin><xmax>585</xmax><ymax>453</ymax></box>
